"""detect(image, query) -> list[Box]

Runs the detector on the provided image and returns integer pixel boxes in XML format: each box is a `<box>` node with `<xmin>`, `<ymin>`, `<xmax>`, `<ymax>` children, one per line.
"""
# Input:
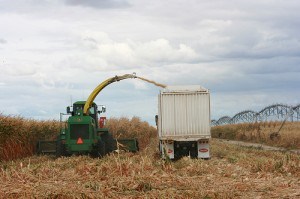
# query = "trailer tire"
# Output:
<box><xmin>190</xmin><ymin>148</ymin><xmax>198</xmax><ymax>159</ymax></box>
<box><xmin>159</xmin><ymin>142</ymin><xmax>162</xmax><ymax>156</ymax></box>
<box><xmin>135</xmin><ymin>140</ymin><xmax>139</xmax><ymax>152</ymax></box>
<box><xmin>174</xmin><ymin>148</ymin><xmax>180</xmax><ymax>160</ymax></box>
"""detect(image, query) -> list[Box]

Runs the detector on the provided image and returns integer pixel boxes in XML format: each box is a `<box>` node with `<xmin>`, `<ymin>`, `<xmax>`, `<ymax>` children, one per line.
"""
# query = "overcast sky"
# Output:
<box><xmin>0</xmin><ymin>0</ymin><xmax>299</xmax><ymax>125</ymax></box>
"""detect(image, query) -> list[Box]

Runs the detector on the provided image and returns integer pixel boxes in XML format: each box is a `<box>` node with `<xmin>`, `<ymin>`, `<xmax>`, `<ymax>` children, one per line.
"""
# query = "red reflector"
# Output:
<box><xmin>199</xmin><ymin>148</ymin><xmax>208</xmax><ymax>153</ymax></box>
<box><xmin>77</xmin><ymin>137</ymin><xmax>83</xmax><ymax>144</ymax></box>
<box><xmin>168</xmin><ymin>149</ymin><xmax>173</xmax><ymax>154</ymax></box>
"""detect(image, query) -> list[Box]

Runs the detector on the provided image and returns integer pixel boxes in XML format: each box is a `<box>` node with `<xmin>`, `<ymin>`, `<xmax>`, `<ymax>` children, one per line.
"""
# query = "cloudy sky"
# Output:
<box><xmin>0</xmin><ymin>0</ymin><xmax>299</xmax><ymax>125</ymax></box>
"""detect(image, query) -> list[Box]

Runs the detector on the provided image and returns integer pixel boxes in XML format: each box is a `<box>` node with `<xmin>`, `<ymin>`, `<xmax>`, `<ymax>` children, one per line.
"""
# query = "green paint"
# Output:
<box><xmin>37</xmin><ymin>101</ymin><xmax>139</xmax><ymax>157</ymax></box>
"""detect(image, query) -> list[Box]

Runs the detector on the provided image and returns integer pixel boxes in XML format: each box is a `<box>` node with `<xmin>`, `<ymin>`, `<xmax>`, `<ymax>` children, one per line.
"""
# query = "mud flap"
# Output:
<box><xmin>160</xmin><ymin>140</ymin><xmax>174</xmax><ymax>159</ymax></box>
<box><xmin>197</xmin><ymin>140</ymin><xmax>210</xmax><ymax>159</ymax></box>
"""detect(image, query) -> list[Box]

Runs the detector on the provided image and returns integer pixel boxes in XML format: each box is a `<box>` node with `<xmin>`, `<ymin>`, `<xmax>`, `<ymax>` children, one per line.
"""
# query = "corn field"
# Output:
<box><xmin>0</xmin><ymin>139</ymin><xmax>299</xmax><ymax>198</ymax></box>
<box><xmin>105</xmin><ymin>116</ymin><xmax>157</xmax><ymax>150</ymax></box>
<box><xmin>0</xmin><ymin>114</ymin><xmax>299</xmax><ymax>198</ymax></box>
<box><xmin>212</xmin><ymin>121</ymin><xmax>300</xmax><ymax>149</ymax></box>
<box><xmin>0</xmin><ymin>114</ymin><xmax>60</xmax><ymax>161</ymax></box>
<box><xmin>0</xmin><ymin>114</ymin><xmax>157</xmax><ymax>161</ymax></box>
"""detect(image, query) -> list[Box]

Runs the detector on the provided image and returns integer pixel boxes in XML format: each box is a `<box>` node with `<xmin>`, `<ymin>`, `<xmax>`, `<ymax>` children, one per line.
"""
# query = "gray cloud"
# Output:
<box><xmin>0</xmin><ymin>0</ymin><xmax>300</xmax><ymax>123</ymax></box>
<box><xmin>0</xmin><ymin>38</ymin><xmax>7</xmax><ymax>44</ymax></box>
<box><xmin>64</xmin><ymin>0</ymin><xmax>130</xmax><ymax>9</ymax></box>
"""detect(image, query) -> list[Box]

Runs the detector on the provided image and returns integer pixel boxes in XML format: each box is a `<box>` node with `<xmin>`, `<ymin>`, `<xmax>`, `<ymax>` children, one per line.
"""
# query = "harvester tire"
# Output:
<box><xmin>93</xmin><ymin>140</ymin><xmax>106</xmax><ymax>158</ymax></box>
<box><xmin>102</xmin><ymin>133</ymin><xmax>117</xmax><ymax>153</ymax></box>
<box><xmin>56</xmin><ymin>140</ymin><xmax>66</xmax><ymax>157</ymax></box>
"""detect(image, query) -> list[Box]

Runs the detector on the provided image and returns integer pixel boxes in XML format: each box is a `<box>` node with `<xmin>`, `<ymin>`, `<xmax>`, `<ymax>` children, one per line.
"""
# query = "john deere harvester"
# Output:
<box><xmin>37</xmin><ymin>73</ymin><xmax>139</xmax><ymax>157</ymax></box>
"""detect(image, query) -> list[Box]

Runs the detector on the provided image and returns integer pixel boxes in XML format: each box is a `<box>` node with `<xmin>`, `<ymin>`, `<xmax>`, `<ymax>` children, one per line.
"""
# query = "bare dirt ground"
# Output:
<box><xmin>217</xmin><ymin>138</ymin><xmax>300</xmax><ymax>154</ymax></box>
<box><xmin>0</xmin><ymin>139</ymin><xmax>299</xmax><ymax>198</ymax></box>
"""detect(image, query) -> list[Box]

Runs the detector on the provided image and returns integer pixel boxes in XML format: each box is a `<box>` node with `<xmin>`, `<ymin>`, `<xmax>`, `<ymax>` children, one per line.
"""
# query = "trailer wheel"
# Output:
<box><xmin>159</xmin><ymin>142</ymin><xmax>162</xmax><ymax>156</ymax></box>
<box><xmin>190</xmin><ymin>148</ymin><xmax>198</xmax><ymax>159</ymax></box>
<box><xmin>56</xmin><ymin>140</ymin><xmax>66</xmax><ymax>157</ymax></box>
<box><xmin>135</xmin><ymin>140</ymin><xmax>139</xmax><ymax>152</ymax></box>
<box><xmin>174</xmin><ymin>149</ymin><xmax>180</xmax><ymax>160</ymax></box>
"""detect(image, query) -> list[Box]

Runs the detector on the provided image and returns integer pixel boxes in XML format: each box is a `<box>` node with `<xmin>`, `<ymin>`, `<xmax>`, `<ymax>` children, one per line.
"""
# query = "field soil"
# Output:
<box><xmin>1</xmin><ymin>139</ymin><xmax>299</xmax><ymax>199</ymax></box>
<box><xmin>217</xmin><ymin>139</ymin><xmax>300</xmax><ymax>154</ymax></box>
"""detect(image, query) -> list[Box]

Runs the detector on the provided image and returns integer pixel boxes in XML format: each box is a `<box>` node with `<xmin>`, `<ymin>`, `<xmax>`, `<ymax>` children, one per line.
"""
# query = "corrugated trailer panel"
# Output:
<box><xmin>158</xmin><ymin>86</ymin><xmax>211</xmax><ymax>139</ymax></box>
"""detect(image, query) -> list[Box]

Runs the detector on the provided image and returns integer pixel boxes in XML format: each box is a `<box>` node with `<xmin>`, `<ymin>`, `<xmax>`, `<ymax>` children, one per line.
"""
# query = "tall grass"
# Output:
<box><xmin>0</xmin><ymin>114</ymin><xmax>157</xmax><ymax>161</ymax></box>
<box><xmin>105</xmin><ymin>116</ymin><xmax>158</xmax><ymax>150</ymax></box>
<box><xmin>212</xmin><ymin>121</ymin><xmax>300</xmax><ymax>149</ymax></box>
<box><xmin>0</xmin><ymin>114</ymin><xmax>60</xmax><ymax>161</ymax></box>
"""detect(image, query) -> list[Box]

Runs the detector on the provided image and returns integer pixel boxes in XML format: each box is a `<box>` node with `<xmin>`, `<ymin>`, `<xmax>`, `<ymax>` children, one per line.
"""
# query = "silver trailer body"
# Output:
<box><xmin>158</xmin><ymin>85</ymin><xmax>211</xmax><ymax>159</ymax></box>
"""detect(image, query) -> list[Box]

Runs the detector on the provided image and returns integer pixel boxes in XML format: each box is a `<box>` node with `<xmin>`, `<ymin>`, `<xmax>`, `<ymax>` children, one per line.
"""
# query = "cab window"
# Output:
<box><xmin>89</xmin><ymin>107</ymin><xmax>95</xmax><ymax>114</ymax></box>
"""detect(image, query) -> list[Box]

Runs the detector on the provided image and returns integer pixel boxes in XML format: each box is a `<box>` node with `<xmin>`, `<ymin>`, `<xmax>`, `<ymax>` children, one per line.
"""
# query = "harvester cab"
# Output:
<box><xmin>67</xmin><ymin>101</ymin><xmax>99</xmax><ymax>123</ymax></box>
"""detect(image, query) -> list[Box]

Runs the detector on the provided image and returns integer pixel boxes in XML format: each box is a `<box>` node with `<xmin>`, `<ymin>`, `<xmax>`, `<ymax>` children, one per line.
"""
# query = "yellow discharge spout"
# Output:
<box><xmin>83</xmin><ymin>73</ymin><xmax>136</xmax><ymax>115</ymax></box>
<box><xmin>83</xmin><ymin>73</ymin><xmax>166</xmax><ymax>115</ymax></box>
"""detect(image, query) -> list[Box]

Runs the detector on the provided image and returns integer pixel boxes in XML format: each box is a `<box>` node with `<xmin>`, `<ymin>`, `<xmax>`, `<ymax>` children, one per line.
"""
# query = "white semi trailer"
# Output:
<box><xmin>158</xmin><ymin>85</ymin><xmax>211</xmax><ymax>159</ymax></box>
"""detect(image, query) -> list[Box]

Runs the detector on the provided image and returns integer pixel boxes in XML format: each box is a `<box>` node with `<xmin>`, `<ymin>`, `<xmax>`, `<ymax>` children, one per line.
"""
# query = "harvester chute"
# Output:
<box><xmin>83</xmin><ymin>73</ymin><xmax>137</xmax><ymax>115</ymax></box>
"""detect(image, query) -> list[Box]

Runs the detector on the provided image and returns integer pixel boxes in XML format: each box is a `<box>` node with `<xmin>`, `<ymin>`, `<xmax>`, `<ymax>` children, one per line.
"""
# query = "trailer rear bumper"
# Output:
<box><xmin>159</xmin><ymin>139</ymin><xmax>210</xmax><ymax>160</ymax></box>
